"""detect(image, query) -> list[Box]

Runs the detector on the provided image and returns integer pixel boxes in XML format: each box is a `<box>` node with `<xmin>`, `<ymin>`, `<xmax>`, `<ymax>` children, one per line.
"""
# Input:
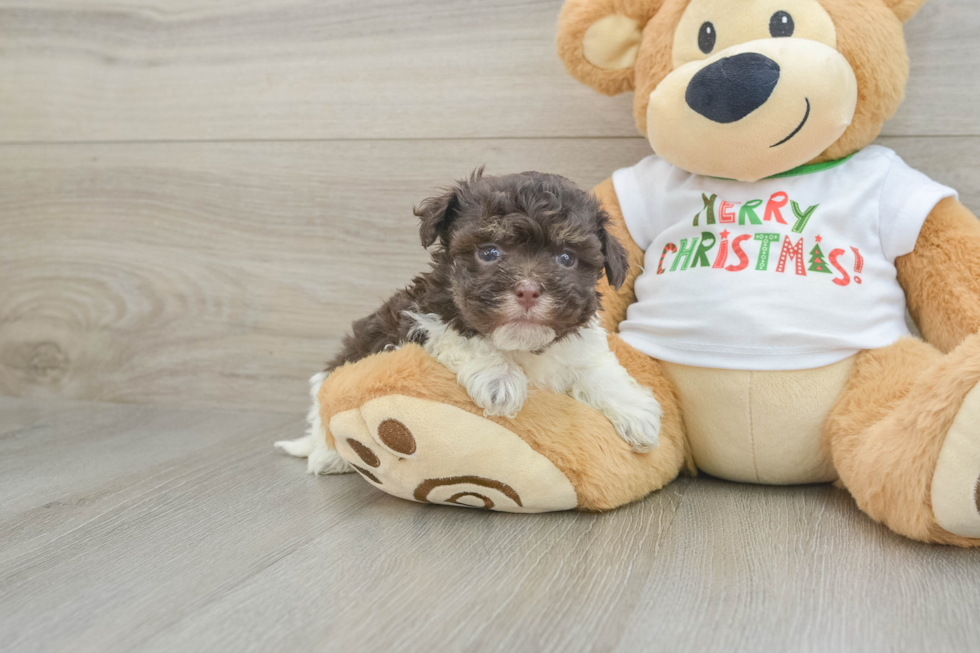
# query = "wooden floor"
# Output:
<box><xmin>3</xmin><ymin>0</ymin><xmax>980</xmax><ymax>650</ymax></box>
<box><xmin>2</xmin><ymin>395</ymin><xmax>978</xmax><ymax>653</ymax></box>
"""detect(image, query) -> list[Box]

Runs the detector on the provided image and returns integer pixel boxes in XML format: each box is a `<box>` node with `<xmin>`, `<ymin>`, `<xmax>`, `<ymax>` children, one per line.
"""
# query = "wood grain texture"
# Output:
<box><xmin>1</xmin><ymin>136</ymin><xmax>976</xmax><ymax>413</ymax></box>
<box><xmin>0</xmin><ymin>0</ymin><xmax>976</xmax><ymax>143</ymax></box>
<box><xmin>613</xmin><ymin>482</ymin><xmax>980</xmax><ymax>652</ymax></box>
<box><xmin>1</xmin><ymin>397</ymin><xmax>977</xmax><ymax>653</ymax></box>
<box><xmin>0</xmin><ymin>137</ymin><xmax>652</xmax><ymax>412</ymax></box>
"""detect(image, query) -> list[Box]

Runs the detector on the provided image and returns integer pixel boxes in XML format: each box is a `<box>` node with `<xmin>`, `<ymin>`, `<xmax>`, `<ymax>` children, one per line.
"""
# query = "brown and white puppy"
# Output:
<box><xmin>277</xmin><ymin>170</ymin><xmax>663</xmax><ymax>475</ymax></box>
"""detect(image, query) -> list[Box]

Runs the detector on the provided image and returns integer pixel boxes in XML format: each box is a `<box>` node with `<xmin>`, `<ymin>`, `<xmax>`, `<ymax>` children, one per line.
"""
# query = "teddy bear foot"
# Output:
<box><xmin>327</xmin><ymin>394</ymin><xmax>579</xmax><ymax>513</ymax></box>
<box><xmin>931</xmin><ymin>383</ymin><xmax>980</xmax><ymax>538</ymax></box>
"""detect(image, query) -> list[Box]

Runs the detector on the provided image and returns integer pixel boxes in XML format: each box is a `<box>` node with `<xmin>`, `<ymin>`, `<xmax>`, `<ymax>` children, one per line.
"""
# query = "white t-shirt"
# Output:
<box><xmin>612</xmin><ymin>145</ymin><xmax>957</xmax><ymax>371</ymax></box>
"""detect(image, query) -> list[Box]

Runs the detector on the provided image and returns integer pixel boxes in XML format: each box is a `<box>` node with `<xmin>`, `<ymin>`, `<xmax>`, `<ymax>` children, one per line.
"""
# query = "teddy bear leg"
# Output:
<box><xmin>824</xmin><ymin>335</ymin><xmax>980</xmax><ymax>546</ymax></box>
<box><xmin>313</xmin><ymin>337</ymin><xmax>691</xmax><ymax>513</ymax></box>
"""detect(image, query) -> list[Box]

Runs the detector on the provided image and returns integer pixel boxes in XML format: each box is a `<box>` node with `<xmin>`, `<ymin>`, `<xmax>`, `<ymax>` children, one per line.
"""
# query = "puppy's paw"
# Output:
<box><xmin>307</xmin><ymin>443</ymin><xmax>354</xmax><ymax>475</ymax></box>
<box><xmin>465</xmin><ymin>366</ymin><xmax>528</xmax><ymax>419</ymax></box>
<box><xmin>607</xmin><ymin>397</ymin><xmax>663</xmax><ymax>453</ymax></box>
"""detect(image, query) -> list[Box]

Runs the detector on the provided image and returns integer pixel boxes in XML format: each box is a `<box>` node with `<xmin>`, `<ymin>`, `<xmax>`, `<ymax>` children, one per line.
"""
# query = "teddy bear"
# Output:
<box><xmin>309</xmin><ymin>0</ymin><xmax>980</xmax><ymax>546</ymax></box>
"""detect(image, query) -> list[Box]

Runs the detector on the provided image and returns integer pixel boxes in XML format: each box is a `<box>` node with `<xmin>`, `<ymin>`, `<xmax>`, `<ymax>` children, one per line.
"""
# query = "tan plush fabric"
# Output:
<box><xmin>671</xmin><ymin>0</ymin><xmax>838</xmax><ymax>67</ymax></box>
<box><xmin>661</xmin><ymin>359</ymin><xmax>852</xmax><ymax>484</ymax></box>
<box><xmin>824</xmin><ymin>335</ymin><xmax>980</xmax><ymax>546</ymax></box>
<box><xmin>593</xmin><ymin>177</ymin><xmax>646</xmax><ymax>333</ymax></box>
<box><xmin>557</xmin><ymin>0</ymin><xmax>670</xmax><ymax>96</ymax></box>
<box><xmin>583</xmin><ymin>14</ymin><xmax>644</xmax><ymax>70</ymax></box>
<box><xmin>646</xmin><ymin>37</ymin><xmax>857</xmax><ymax>181</ymax></box>
<box><xmin>897</xmin><ymin>197</ymin><xmax>980</xmax><ymax>354</ymax></box>
<box><xmin>331</xmin><ymin>395</ymin><xmax>579</xmax><ymax>513</ymax></box>
<box><xmin>931</xmin><ymin>385</ymin><xmax>980</xmax><ymax>538</ymax></box>
<box><xmin>881</xmin><ymin>0</ymin><xmax>930</xmax><ymax>22</ymax></box>
<box><xmin>815</xmin><ymin>0</ymin><xmax>910</xmax><ymax>163</ymax></box>
<box><xmin>558</xmin><ymin>0</ymin><xmax>913</xmax><ymax>171</ymax></box>
<box><xmin>318</xmin><ymin>340</ymin><xmax>692</xmax><ymax>512</ymax></box>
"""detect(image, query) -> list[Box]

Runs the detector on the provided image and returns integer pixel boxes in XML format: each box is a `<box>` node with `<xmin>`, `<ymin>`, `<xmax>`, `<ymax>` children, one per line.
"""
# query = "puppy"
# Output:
<box><xmin>276</xmin><ymin>170</ymin><xmax>663</xmax><ymax>475</ymax></box>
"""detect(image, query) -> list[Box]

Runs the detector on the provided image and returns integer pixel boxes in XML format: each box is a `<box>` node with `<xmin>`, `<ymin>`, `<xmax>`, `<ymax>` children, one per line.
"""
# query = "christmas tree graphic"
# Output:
<box><xmin>808</xmin><ymin>243</ymin><xmax>832</xmax><ymax>273</ymax></box>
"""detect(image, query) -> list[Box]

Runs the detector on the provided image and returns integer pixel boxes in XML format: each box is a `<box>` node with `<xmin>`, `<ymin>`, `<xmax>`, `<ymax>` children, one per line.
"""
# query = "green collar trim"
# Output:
<box><xmin>707</xmin><ymin>152</ymin><xmax>857</xmax><ymax>182</ymax></box>
<box><xmin>765</xmin><ymin>152</ymin><xmax>857</xmax><ymax>179</ymax></box>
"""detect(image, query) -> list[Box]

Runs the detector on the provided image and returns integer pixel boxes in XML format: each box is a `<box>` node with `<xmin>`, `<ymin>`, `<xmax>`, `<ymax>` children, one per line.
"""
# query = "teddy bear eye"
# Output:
<box><xmin>698</xmin><ymin>22</ymin><xmax>716</xmax><ymax>54</ymax></box>
<box><xmin>770</xmin><ymin>11</ymin><xmax>795</xmax><ymax>38</ymax></box>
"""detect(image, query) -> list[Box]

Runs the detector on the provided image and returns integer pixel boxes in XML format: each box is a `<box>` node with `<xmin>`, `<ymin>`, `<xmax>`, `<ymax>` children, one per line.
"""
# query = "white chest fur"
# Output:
<box><xmin>407</xmin><ymin>313</ymin><xmax>663</xmax><ymax>452</ymax></box>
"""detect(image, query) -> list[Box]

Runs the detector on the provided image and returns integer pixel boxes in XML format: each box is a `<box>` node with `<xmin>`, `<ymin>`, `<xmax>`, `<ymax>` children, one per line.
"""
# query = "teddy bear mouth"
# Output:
<box><xmin>771</xmin><ymin>98</ymin><xmax>811</xmax><ymax>148</ymax></box>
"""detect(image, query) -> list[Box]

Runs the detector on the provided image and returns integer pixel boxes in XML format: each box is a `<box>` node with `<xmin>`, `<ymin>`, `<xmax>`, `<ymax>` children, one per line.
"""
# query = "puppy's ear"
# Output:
<box><xmin>415</xmin><ymin>187</ymin><xmax>461</xmax><ymax>249</ymax></box>
<box><xmin>598</xmin><ymin>212</ymin><xmax>630</xmax><ymax>289</ymax></box>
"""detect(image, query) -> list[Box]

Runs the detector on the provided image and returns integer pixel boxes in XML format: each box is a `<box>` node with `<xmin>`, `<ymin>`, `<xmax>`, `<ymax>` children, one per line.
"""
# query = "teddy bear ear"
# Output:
<box><xmin>557</xmin><ymin>0</ymin><xmax>665</xmax><ymax>96</ymax></box>
<box><xmin>881</xmin><ymin>0</ymin><xmax>930</xmax><ymax>22</ymax></box>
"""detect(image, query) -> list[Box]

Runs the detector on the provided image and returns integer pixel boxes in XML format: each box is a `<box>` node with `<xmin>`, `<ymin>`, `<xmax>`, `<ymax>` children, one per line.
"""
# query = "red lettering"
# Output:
<box><xmin>712</xmin><ymin>232</ymin><xmax>729</xmax><ymax>268</ymax></box>
<box><xmin>764</xmin><ymin>192</ymin><xmax>789</xmax><ymax>224</ymax></box>
<box><xmin>829</xmin><ymin>248</ymin><xmax>850</xmax><ymax>286</ymax></box>
<box><xmin>720</xmin><ymin>201</ymin><xmax>737</xmax><ymax>224</ymax></box>
<box><xmin>657</xmin><ymin>243</ymin><xmax>677</xmax><ymax>275</ymax></box>
<box><xmin>725</xmin><ymin>234</ymin><xmax>752</xmax><ymax>272</ymax></box>
<box><xmin>776</xmin><ymin>236</ymin><xmax>807</xmax><ymax>276</ymax></box>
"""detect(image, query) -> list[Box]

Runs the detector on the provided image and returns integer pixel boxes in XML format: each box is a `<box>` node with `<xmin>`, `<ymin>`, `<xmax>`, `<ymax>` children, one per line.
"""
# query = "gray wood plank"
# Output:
<box><xmin>1</xmin><ymin>136</ymin><xmax>976</xmax><ymax>413</ymax></box>
<box><xmin>0</xmin><ymin>394</ymin><xmax>77</xmax><ymax>438</ymax></box>
<box><xmin>0</xmin><ymin>398</ymin><xmax>295</xmax><ymax>559</ymax></box>
<box><xmin>613</xmin><ymin>481</ymin><xmax>980</xmax><ymax>653</ymax></box>
<box><xmin>145</xmin><ymin>480</ymin><xmax>980</xmax><ymax>653</ymax></box>
<box><xmin>0</xmin><ymin>0</ymin><xmax>974</xmax><ymax>143</ymax></box>
<box><xmin>0</xmin><ymin>397</ymin><xmax>381</xmax><ymax>652</ymax></box>
<box><xmin>1</xmin><ymin>398</ymin><xmax>977</xmax><ymax>653</ymax></box>
<box><xmin>136</xmin><ymin>485</ymin><xmax>693</xmax><ymax>653</ymax></box>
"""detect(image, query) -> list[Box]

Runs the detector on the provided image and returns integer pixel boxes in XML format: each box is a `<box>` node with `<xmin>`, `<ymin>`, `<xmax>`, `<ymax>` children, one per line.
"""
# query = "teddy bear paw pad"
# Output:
<box><xmin>328</xmin><ymin>394</ymin><xmax>578</xmax><ymax>513</ymax></box>
<box><xmin>931</xmin><ymin>383</ymin><xmax>980</xmax><ymax>538</ymax></box>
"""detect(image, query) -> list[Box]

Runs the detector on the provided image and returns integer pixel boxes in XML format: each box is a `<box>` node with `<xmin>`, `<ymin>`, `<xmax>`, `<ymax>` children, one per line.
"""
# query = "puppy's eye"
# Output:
<box><xmin>478</xmin><ymin>246</ymin><xmax>501</xmax><ymax>263</ymax></box>
<box><xmin>770</xmin><ymin>11</ymin><xmax>794</xmax><ymax>37</ymax></box>
<box><xmin>556</xmin><ymin>252</ymin><xmax>576</xmax><ymax>268</ymax></box>
<box><xmin>698</xmin><ymin>22</ymin><xmax>716</xmax><ymax>54</ymax></box>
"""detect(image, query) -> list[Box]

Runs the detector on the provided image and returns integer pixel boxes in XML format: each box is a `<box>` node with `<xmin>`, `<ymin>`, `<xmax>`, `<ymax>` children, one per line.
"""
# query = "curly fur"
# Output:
<box><xmin>324</xmin><ymin>170</ymin><xmax>628</xmax><ymax>371</ymax></box>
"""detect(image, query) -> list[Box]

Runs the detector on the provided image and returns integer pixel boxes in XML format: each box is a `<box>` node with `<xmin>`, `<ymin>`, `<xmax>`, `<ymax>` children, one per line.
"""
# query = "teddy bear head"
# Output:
<box><xmin>558</xmin><ymin>0</ymin><xmax>928</xmax><ymax>182</ymax></box>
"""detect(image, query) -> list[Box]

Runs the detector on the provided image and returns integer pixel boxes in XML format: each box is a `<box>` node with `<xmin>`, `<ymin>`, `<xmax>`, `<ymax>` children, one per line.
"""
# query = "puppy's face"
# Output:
<box><xmin>416</xmin><ymin>171</ymin><xmax>628</xmax><ymax>351</ymax></box>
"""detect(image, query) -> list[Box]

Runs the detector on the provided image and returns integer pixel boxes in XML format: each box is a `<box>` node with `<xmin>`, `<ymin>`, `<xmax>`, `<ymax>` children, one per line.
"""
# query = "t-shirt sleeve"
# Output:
<box><xmin>878</xmin><ymin>153</ymin><xmax>957</xmax><ymax>261</ymax></box>
<box><xmin>611</xmin><ymin>156</ymin><xmax>664</xmax><ymax>251</ymax></box>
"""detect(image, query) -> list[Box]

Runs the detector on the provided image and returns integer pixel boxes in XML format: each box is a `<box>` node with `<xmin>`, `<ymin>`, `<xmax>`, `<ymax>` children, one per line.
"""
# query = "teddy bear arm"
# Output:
<box><xmin>896</xmin><ymin>197</ymin><xmax>980</xmax><ymax>353</ymax></box>
<box><xmin>593</xmin><ymin>177</ymin><xmax>645</xmax><ymax>333</ymax></box>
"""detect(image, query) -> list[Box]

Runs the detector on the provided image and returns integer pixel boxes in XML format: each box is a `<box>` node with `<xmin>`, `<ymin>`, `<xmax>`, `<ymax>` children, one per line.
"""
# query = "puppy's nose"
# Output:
<box><xmin>514</xmin><ymin>281</ymin><xmax>542</xmax><ymax>310</ymax></box>
<box><xmin>685</xmin><ymin>53</ymin><xmax>780</xmax><ymax>123</ymax></box>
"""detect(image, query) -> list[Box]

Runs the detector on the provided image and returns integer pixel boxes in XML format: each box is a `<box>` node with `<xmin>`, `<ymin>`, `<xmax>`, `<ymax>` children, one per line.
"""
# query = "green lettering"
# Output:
<box><xmin>790</xmin><ymin>201</ymin><xmax>819</xmax><ymax>233</ymax></box>
<box><xmin>754</xmin><ymin>233</ymin><xmax>781</xmax><ymax>271</ymax></box>
<box><xmin>738</xmin><ymin>199</ymin><xmax>764</xmax><ymax>225</ymax></box>
<box><xmin>702</xmin><ymin>194</ymin><xmax>717</xmax><ymax>225</ymax></box>
<box><xmin>670</xmin><ymin>238</ymin><xmax>700</xmax><ymax>271</ymax></box>
<box><xmin>691</xmin><ymin>232</ymin><xmax>717</xmax><ymax>268</ymax></box>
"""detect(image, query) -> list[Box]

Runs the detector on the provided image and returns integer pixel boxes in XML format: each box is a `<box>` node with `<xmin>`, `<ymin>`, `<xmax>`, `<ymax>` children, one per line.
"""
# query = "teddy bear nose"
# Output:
<box><xmin>685</xmin><ymin>53</ymin><xmax>781</xmax><ymax>124</ymax></box>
